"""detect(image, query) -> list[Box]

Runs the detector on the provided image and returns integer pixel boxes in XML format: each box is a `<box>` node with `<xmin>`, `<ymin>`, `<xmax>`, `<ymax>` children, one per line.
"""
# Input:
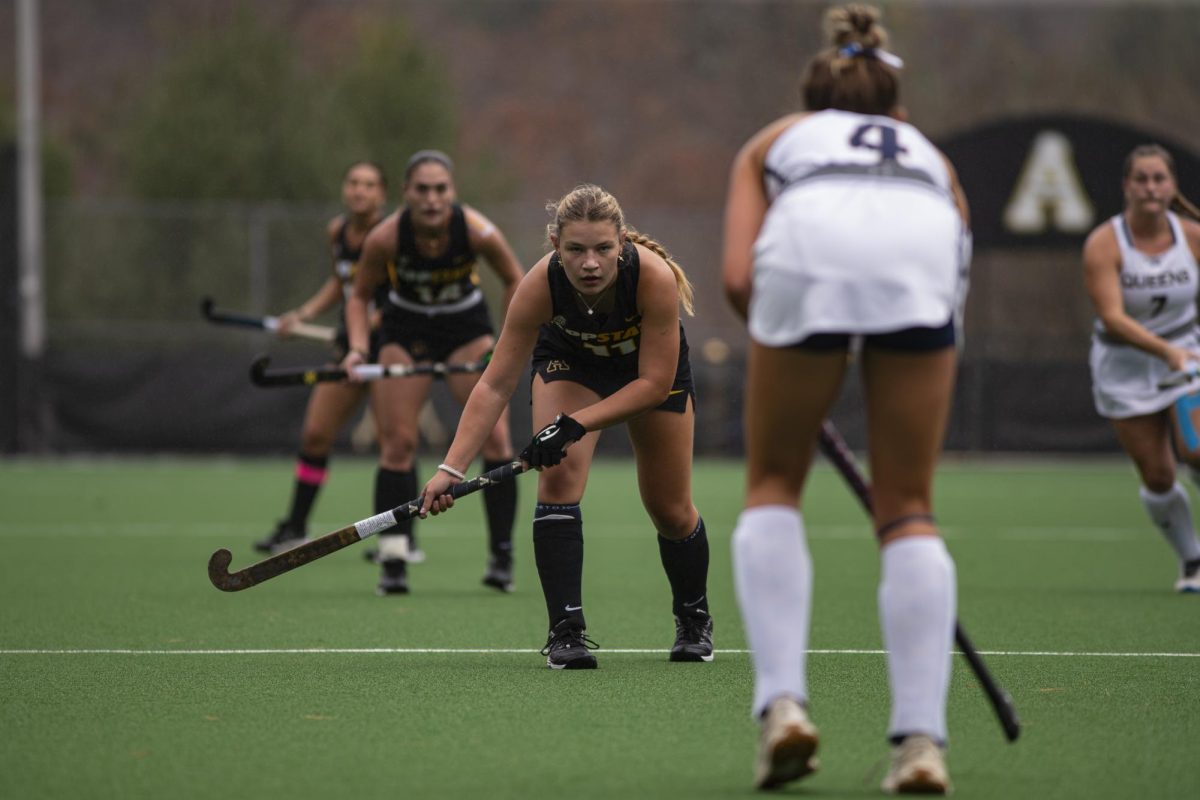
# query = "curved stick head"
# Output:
<box><xmin>207</xmin><ymin>548</ymin><xmax>244</xmax><ymax>592</ymax></box>
<box><xmin>201</xmin><ymin>296</ymin><xmax>215</xmax><ymax>319</ymax></box>
<box><xmin>249</xmin><ymin>355</ymin><xmax>272</xmax><ymax>386</ymax></box>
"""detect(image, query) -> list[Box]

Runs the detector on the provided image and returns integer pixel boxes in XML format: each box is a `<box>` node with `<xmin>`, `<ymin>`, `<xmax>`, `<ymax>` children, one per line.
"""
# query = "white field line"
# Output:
<box><xmin>0</xmin><ymin>522</ymin><xmax>1148</xmax><ymax>542</ymax></box>
<box><xmin>0</xmin><ymin>647</ymin><xmax>1197</xmax><ymax>657</ymax></box>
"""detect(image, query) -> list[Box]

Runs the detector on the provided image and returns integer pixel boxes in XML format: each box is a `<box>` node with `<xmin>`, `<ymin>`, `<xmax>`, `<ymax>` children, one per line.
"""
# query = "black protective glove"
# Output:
<box><xmin>520</xmin><ymin>413</ymin><xmax>587</xmax><ymax>468</ymax></box>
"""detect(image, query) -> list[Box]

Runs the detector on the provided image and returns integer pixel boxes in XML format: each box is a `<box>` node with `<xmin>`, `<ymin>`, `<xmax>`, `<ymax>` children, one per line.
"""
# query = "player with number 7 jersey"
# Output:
<box><xmin>1083</xmin><ymin>143</ymin><xmax>1200</xmax><ymax>597</ymax></box>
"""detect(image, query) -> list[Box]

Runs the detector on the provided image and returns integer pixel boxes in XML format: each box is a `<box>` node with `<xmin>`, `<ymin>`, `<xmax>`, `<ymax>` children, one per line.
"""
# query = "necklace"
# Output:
<box><xmin>576</xmin><ymin>291</ymin><xmax>602</xmax><ymax>316</ymax></box>
<box><xmin>574</xmin><ymin>279</ymin><xmax>617</xmax><ymax>316</ymax></box>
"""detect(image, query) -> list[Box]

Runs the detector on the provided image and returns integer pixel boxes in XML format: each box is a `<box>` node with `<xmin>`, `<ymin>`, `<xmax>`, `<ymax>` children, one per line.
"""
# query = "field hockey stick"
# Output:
<box><xmin>816</xmin><ymin>420</ymin><xmax>1022</xmax><ymax>742</ymax></box>
<box><xmin>200</xmin><ymin>296</ymin><xmax>337</xmax><ymax>343</ymax></box>
<box><xmin>208</xmin><ymin>460</ymin><xmax>528</xmax><ymax>592</ymax></box>
<box><xmin>1157</xmin><ymin>360</ymin><xmax>1200</xmax><ymax>390</ymax></box>
<box><xmin>249</xmin><ymin>354</ymin><xmax>489</xmax><ymax>388</ymax></box>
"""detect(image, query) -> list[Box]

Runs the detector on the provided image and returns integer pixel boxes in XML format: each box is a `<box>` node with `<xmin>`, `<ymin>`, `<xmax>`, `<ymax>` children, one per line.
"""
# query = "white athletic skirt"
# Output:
<box><xmin>1089</xmin><ymin>330</ymin><xmax>1199</xmax><ymax>419</ymax></box>
<box><xmin>748</xmin><ymin>185</ymin><xmax>964</xmax><ymax>347</ymax></box>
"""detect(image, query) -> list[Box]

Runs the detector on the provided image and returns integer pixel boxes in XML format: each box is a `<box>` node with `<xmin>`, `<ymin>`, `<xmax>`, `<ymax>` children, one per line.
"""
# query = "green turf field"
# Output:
<box><xmin>1</xmin><ymin>456</ymin><xmax>1197</xmax><ymax>799</ymax></box>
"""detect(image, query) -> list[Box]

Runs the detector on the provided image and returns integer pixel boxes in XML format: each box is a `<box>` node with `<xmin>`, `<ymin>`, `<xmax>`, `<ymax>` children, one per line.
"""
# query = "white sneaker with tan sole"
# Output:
<box><xmin>881</xmin><ymin>734</ymin><xmax>950</xmax><ymax>795</ymax></box>
<box><xmin>755</xmin><ymin>696</ymin><xmax>819</xmax><ymax>790</ymax></box>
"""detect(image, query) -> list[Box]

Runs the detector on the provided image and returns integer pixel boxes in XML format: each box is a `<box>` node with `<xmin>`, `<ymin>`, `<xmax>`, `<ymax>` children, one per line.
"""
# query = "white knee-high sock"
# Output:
<box><xmin>879</xmin><ymin>536</ymin><xmax>956</xmax><ymax>745</ymax></box>
<box><xmin>1139</xmin><ymin>483</ymin><xmax>1200</xmax><ymax>562</ymax></box>
<box><xmin>732</xmin><ymin>505</ymin><xmax>812</xmax><ymax>719</ymax></box>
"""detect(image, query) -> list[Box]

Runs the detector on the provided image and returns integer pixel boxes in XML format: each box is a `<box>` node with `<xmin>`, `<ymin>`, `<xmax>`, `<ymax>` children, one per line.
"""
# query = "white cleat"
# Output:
<box><xmin>754</xmin><ymin>696</ymin><xmax>819</xmax><ymax>790</ymax></box>
<box><xmin>881</xmin><ymin>734</ymin><xmax>951</xmax><ymax>795</ymax></box>
<box><xmin>1175</xmin><ymin>558</ymin><xmax>1200</xmax><ymax>593</ymax></box>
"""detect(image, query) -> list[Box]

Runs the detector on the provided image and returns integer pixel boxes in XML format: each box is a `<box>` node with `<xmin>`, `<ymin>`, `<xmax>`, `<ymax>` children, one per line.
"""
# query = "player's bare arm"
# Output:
<box><xmin>722</xmin><ymin>115</ymin><xmax>802</xmax><ymax>320</ymax></box>
<box><xmin>465</xmin><ymin>205</ymin><xmax>525</xmax><ymax>315</ymax></box>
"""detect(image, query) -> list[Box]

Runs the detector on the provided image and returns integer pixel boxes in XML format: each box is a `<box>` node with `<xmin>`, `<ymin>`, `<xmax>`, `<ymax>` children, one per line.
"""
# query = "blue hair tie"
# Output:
<box><xmin>837</xmin><ymin>42</ymin><xmax>904</xmax><ymax>69</ymax></box>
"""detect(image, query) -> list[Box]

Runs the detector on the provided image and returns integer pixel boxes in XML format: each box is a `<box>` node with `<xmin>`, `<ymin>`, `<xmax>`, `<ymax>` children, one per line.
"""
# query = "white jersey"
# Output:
<box><xmin>748</xmin><ymin>109</ymin><xmax>969</xmax><ymax>347</ymax></box>
<box><xmin>1089</xmin><ymin>212</ymin><xmax>1200</xmax><ymax>418</ymax></box>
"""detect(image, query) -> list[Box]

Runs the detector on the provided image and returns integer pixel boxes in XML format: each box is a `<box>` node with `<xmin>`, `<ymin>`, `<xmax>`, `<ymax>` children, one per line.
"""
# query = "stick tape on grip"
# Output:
<box><xmin>355</xmin><ymin>510</ymin><xmax>399</xmax><ymax>539</ymax></box>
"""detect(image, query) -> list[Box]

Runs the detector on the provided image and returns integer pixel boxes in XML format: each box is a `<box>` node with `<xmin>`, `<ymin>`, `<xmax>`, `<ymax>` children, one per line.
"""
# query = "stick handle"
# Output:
<box><xmin>201</xmin><ymin>297</ymin><xmax>336</xmax><ymax>342</ymax></box>
<box><xmin>1157</xmin><ymin>361</ymin><xmax>1200</xmax><ymax>390</ymax></box>
<box><xmin>208</xmin><ymin>460</ymin><xmax>528</xmax><ymax>592</ymax></box>
<box><xmin>249</xmin><ymin>356</ymin><xmax>487</xmax><ymax>387</ymax></box>
<box><xmin>816</xmin><ymin>421</ymin><xmax>1021</xmax><ymax>742</ymax></box>
<box><xmin>260</xmin><ymin>316</ymin><xmax>338</xmax><ymax>343</ymax></box>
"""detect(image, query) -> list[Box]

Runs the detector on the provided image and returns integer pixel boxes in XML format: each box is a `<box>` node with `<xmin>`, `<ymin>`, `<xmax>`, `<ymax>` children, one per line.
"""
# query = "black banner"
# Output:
<box><xmin>939</xmin><ymin>115</ymin><xmax>1200</xmax><ymax>248</ymax></box>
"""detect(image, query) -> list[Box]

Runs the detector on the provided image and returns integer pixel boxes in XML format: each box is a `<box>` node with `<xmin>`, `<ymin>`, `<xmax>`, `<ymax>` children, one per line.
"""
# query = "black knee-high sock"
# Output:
<box><xmin>533</xmin><ymin>503</ymin><xmax>584</xmax><ymax>630</ymax></box>
<box><xmin>375</xmin><ymin>466</ymin><xmax>418</xmax><ymax>543</ymax></box>
<box><xmin>483</xmin><ymin>458</ymin><xmax>517</xmax><ymax>562</ymax></box>
<box><xmin>286</xmin><ymin>452</ymin><xmax>329</xmax><ymax>529</ymax></box>
<box><xmin>658</xmin><ymin>516</ymin><xmax>710</xmax><ymax>619</ymax></box>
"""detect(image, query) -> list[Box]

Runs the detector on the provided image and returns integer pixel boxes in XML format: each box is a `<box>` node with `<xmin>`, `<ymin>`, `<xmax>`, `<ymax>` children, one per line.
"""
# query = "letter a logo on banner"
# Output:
<box><xmin>1003</xmin><ymin>131</ymin><xmax>1094</xmax><ymax>235</ymax></box>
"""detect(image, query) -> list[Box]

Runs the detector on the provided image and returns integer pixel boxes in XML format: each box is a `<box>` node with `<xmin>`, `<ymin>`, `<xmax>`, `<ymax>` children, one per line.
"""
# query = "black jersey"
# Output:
<box><xmin>331</xmin><ymin>217</ymin><xmax>363</xmax><ymax>290</ymax></box>
<box><xmin>537</xmin><ymin>242</ymin><xmax>691</xmax><ymax>372</ymax></box>
<box><xmin>331</xmin><ymin>216</ymin><xmax>389</xmax><ymax>308</ymax></box>
<box><xmin>387</xmin><ymin>204</ymin><xmax>481</xmax><ymax>308</ymax></box>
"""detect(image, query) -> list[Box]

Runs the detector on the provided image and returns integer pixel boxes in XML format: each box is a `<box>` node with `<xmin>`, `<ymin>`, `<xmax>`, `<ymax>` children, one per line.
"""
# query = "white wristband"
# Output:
<box><xmin>438</xmin><ymin>463</ymin><xmax>466</xmax><ymax>481</ymax></box>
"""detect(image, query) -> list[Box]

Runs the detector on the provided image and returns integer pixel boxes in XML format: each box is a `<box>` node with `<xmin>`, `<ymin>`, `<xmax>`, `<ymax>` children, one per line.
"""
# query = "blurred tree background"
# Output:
<box><xmin>1</xmin><ymin>0</ymin><xmax>1198</xmax><ymax>453</ymax></box>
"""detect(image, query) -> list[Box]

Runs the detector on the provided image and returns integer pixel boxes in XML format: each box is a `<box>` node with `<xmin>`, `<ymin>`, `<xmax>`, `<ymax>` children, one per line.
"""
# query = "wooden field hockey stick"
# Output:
<box><xmin>249</xmin><ymin>354</ymin><xmax>490</xmax><ymax>388</ymax></box>
<box><xmin>208</xmin><ymin>460</ymin><xmax>528</xmax><ymax>592</ymax></box>
<box><xmin>817</xmin><ymin>420</ymin><xmax>1022</xmax><ymax>742</ymax></box>
<box><xmin>200</xmin><ymin>296</ymin><xmax>337</xmax><ymax>343</ymax></box>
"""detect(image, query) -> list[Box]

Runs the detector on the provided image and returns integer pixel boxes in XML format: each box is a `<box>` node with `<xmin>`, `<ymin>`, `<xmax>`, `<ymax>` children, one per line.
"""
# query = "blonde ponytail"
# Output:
<box><xmin>625</xmin><ymin>229</ymin><xmax>695</xmax><ymax>317</ymax></box>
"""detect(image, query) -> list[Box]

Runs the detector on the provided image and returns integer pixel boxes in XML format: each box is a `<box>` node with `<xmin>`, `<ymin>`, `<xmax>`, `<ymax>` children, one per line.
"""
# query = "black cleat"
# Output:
<box><xmin>252</xmin><ymin>520</ymin><xmax>306</xmax><ymax>554</ymax></box>
<box><xmin>481</xmin><ymin>556</ymin><xmax>514</xmax><ymax>593</ymax></box>
<box><xmin>1176</xmin><ymin>557</ymin><xmax>1200</xmax><ymax>592</ymax></box>
<box><xmin>540</xmin><ymin>619</ymin><xmax>598</xmax><ymax>670</ymax></box>
<box><xmin>669</xmin><ymin>614</ymin><xmax>714</xmax><ymax>662</ymax></box>
<box><xmin>376</xmin><ymin>560</ymin><xmax>410</xmax><ymax>596</ymax></box>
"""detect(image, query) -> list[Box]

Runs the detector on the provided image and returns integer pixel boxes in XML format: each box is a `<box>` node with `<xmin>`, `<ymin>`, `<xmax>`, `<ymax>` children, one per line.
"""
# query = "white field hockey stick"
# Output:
<box><xmin>201</xmin><ymin>296</ymin><xmax>337</xmax><ymax>343</ymax></box>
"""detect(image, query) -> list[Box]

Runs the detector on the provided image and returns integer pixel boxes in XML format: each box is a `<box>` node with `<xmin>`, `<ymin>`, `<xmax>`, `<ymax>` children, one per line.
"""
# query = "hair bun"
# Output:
<box><xmin>824</xmin><ymin>3</ymin><xmax>888</xmax><ymax>50</ymax></box>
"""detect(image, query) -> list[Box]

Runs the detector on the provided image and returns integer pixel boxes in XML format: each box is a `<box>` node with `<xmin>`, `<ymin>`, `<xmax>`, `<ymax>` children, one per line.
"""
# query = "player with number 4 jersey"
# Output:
<box><xmin>722</xmin><ymin>4</ymin><xmax>971</xmax><ymax>794</ymax></box>
<box><xmin>750</xmin><ymin>109</ymin><xmax>967</xmax><ymax>347</ymax></box>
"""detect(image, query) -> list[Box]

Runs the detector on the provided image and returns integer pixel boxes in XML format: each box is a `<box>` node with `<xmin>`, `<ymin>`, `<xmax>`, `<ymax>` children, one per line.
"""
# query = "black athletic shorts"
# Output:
<box><xmin>378</xmin><ymin>299</ymin><xmax>494</xmax><ymax>363</ymax></box>
<box><xmin>530</xmin><ymin>345</ymin><xmax>696</xmax><ymax>414</ymax></box>
<box><xmin>790</xmin><ymin>318</ymin><xmax>956</xmax><ymax>353</ymax></box>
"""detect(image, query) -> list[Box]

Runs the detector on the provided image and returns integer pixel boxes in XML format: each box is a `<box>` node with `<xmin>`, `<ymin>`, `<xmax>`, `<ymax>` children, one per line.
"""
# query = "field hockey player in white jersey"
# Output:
<box><xmin>1084</xmin><ymin>143</ymin><xmax>1200</xmax><ymax>594</ymax></box>
<box><xmin>721</xmin><ymin>4</ymin><xmax>970</xmax><ymax>794</ymax></box>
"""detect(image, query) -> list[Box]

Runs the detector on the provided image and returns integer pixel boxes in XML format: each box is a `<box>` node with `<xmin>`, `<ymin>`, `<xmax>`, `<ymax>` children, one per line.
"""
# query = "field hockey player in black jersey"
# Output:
<box><xmin>341</xmin><ymin>151</ymin><xmax>525</xmax><ymax>596</ymax></box>
<box><xmin>254</xmin><ymin>160</ymin><xmax>388</xmax><ymax>555</ymax></box>
<box><xmin>419</xmin><ymin>183</ymin><xmax>713</xmax><ymax>670</ymax></box>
